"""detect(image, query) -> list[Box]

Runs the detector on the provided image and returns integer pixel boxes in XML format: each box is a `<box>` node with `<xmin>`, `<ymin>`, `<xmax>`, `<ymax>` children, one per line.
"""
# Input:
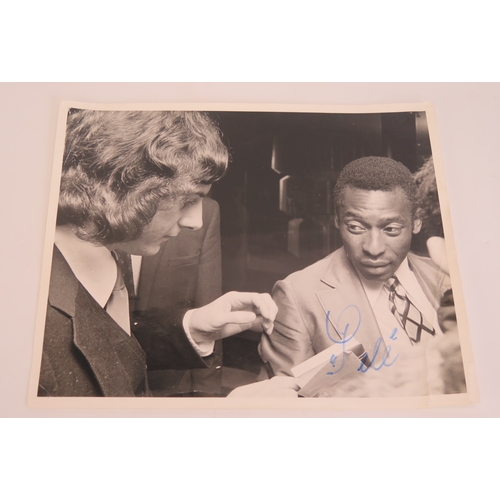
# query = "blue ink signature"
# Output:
<box><xmin>325</xmin><ymin>306</ymin><xmax>399</xmax><ymax>375</ymax></box>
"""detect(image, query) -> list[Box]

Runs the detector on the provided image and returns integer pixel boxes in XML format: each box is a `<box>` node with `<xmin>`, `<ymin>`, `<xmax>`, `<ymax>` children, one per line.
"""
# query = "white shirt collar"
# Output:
<box><xmin>357</xmin><ymin>258</ymin><xmax>411</xmax><ymax>307</ymax></box>
<box><xmin>394</xmin><ymin>257</ymin><xmax>415</xmax><ymax>293</ymax></box>
<box><xmin>54</xmin><ymin>226</ymin><xmax>117</xmax><ymax>308</ymax></box>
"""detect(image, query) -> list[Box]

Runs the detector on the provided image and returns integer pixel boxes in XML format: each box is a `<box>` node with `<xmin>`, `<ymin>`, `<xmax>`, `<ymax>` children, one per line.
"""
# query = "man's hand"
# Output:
<box><xmin>188</xmin><ymin>291</ymin><xmax>278</xmax><ymax>343</ymax></box>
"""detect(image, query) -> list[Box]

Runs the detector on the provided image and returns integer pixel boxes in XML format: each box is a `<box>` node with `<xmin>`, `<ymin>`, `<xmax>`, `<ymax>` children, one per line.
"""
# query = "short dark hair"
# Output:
<box><xmin>57</xmin><ymin>110</ymin><xmax>228</xmax><ymax>245</ymax></box>
<box><xmin>414</xmin><ymin>157</ymin><xmax>443</xmax><ymax>238</ymax></box>
<box><xmin>333</xmin><ymin>156</ymin><xmax>417</xmax><ymax>216</ymax></box>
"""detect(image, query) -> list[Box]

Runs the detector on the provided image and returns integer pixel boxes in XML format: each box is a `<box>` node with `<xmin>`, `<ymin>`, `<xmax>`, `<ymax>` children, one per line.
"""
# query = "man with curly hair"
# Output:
<box><xmin>39</xmin><ymin>109</ymin><xmax>277</xmax><ymax>397</ymax></box>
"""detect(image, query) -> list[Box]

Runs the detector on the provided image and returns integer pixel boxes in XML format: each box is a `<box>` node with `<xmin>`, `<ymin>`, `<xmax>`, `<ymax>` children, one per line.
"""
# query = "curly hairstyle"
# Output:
<box><xmin>57</xmin><ymin>110</ymin><xmax>229</xmax><ymax>245</ymax></box>
<box><xmin>413</xmin><ymin>157</ymin><xmax>443</xmax><ymax>238</ymax></box>
<box><xmin>333</xmin><ymin>156</ymin><xmax>418</xmax><ymax>217</ymax></box>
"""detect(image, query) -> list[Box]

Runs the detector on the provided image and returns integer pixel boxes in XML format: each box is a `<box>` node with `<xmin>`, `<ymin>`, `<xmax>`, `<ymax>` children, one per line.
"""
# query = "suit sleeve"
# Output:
<box><xmin>259</xmin><ymin>279</ymin><xmax>316</xmax><ymax>376</ymax></box>
<box><xmin>132</xmin><ymin>308</ymin><xmax>214</xmax><ymax>370</ymax></box>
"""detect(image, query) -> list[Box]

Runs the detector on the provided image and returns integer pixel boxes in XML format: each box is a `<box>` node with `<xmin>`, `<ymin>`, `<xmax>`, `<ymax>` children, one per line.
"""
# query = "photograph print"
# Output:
<box><xmin>29</xmin><ymin>102</ymin><xmax>477</xmax><ymax>408</ymax></box>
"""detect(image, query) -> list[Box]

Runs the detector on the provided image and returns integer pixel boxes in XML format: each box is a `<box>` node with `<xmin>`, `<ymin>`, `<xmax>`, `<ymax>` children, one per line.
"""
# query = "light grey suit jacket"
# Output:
<box><xmin>259</xmin><ymin>247</ymin><xmax>451</xmax><ymax>380</ymax></box>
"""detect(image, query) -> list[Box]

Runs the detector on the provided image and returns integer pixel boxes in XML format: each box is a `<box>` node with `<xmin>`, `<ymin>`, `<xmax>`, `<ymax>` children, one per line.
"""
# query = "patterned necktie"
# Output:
<box><xmin>384</xmin><ymin>275</ymin><xmax>435</xmax><ymax>344</ymax></box>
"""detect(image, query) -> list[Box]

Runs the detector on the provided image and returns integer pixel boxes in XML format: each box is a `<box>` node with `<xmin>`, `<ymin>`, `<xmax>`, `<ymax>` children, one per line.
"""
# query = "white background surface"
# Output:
<box><xmin>1</xmin><ymin>2</ymin><xmax>498</xmax><ymax>496</ymax></box>
<box><xmin>1</xmin><ymin>82</ymin><xmax>499</xmax><ymax>417</ymax></box>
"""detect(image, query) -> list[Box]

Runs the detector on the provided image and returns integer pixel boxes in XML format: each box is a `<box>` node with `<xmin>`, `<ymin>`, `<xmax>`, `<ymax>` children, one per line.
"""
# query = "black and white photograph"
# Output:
<box><xmin>2</xmin><ymin>1</ymin><xmax>499</xmax><ymax>493</ymax></box>
<box><xmin>28</xmin><ymin>101</ymin><xmax>477</xmax><ymax>408</ymax></box>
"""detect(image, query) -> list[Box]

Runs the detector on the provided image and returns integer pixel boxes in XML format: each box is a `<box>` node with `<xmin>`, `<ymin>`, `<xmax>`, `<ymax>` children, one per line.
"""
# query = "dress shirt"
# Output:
<box><xmin>54</xmin><ymin>226</ymin><xmax>214</xmax><ymax>356</ymax></box>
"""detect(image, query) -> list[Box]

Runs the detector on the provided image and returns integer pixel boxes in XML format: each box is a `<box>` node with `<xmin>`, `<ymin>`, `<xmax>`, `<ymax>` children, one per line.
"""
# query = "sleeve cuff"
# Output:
<box><xmin>182</xmin><ymin>309</ymin><xmax>215</xmax><ymax>357</ymax></box>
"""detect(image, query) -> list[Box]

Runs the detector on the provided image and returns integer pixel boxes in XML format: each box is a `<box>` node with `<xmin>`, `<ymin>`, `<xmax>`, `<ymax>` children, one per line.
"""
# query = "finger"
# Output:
<box><xmin>218</xmin><ymin>293</ymin><xmax>278</xmax><ymax>335</ymax></box>
<box><xmin>252</xmin><ymin>295</ymin><xmax>278</xmax><ymax>333</ymax></box>
<box><xmin>248</xmin><ymin>316</ymin><xmax>274</xmax><ymax>336</ymax></box>
<box><xmin>247</xmin><ymin>293</ymin><xmax>278</xmax><ymax>326</ymax></box>
<box><xmin>219</xmin><ymin>291</ymin><xmax>258</xmax><ymax>309</ymax></box>
<box><xmin>212</xmin><ymin>311</ymin><xmax>256</xmax><ymax>329</ymax></box>
<box><xmin>222</xmin><ymin>292</ymin><xmax>277</xmax><ymax>320</ymax></box>
<box><xmin>219</xmin><ymin>322</ymin><xmax>255</xmax><ymax>338</ymax></box>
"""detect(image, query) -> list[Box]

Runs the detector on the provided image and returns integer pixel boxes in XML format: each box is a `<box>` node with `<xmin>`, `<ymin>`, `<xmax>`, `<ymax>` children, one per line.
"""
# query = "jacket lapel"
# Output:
<box><xmin>316</xmin><ymin>248</ymin><xmax>388</xmax><ymax>359</ymax></box>
<box><xmin>49</xmin><ymin>246</ymin><xmax>148</xmax><ymax>397</ymax></box>
<box><xmin>48</xmin><ymin>246</ymin><xmax>78</xmax><ymax>318</ymax></box>
<box><xmin>72</xmin><ymin>289</ymin><xmax>147</xmax><ymax>397</ymax></box>
<box><xmin>408</xmin><ymin>253</ymin><xmax>450</xmax><ymax>310</ymax></box>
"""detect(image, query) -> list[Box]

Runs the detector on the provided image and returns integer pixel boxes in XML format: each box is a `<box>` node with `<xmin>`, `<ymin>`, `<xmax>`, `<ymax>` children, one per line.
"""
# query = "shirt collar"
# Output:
<box><xmin>393</xmin><ymin>257</ymin><xmax>414</xmax><ymax>291</ymax></box>
<box><xmin>54</xmin><ymin>226</ymin><xmax>117</xmax><ymax>308</ymax></box>
<box><xmin>357</xmin><ymin>257</ymin><xmax>410</xmax><ymax>307</ymax></box>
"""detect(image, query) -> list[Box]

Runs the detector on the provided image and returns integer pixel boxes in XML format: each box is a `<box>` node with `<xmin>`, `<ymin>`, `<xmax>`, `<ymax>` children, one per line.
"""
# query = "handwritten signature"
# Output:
<box><xmin>325</xmin><ymin>305</ymin><xmax>399</xmax><ymax>375</ymax></box>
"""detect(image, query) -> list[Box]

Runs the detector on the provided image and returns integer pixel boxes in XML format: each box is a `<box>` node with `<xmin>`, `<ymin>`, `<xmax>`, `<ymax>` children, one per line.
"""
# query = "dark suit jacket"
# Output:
<box><xmin>259</xmin><ymin>247</ymin><xmax>451</xmax><ymax>392</ymax></box>
<box><xmin>38</xmin><ymin>246</ymin><xmax>210</xmax><ymax>397</ymax></box>
<box><xmin>135</xmin><ymin>198</ymin><xmax>223</xmax><ymax>395</ymax></box>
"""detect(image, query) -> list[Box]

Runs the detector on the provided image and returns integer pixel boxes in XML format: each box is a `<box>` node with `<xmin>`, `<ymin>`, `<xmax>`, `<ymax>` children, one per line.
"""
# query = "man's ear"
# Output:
<box><xmin>412</xmin><ymin>217</ymin><xmax>422</xmax><ymax>234</ymax></box>
<box><xmin>334</xmin><ymin>212</ymin><xmax>340</xmax><ymax>230</ymax></box>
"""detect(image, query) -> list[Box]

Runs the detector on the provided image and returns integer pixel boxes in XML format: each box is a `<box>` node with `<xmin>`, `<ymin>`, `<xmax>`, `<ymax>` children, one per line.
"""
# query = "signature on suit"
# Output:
<box><xmin>325</xmin><ymin>305</ymin><xmax>399</xmax><ymax>375</ymax></box>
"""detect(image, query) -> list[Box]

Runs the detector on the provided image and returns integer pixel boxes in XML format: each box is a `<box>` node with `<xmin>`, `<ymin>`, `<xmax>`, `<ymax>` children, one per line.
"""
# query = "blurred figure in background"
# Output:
<box><xmin>414</xmin><ymin>157</ymin><xmax>466</xmax><ymax>394</ymax></box>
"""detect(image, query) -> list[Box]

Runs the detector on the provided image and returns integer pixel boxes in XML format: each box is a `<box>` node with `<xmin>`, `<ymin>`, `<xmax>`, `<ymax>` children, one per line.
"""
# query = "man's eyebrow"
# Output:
<box><xmin>342</xmin><ymin>211</ymin><xmax>406</xmax><ymax>224</ymax></box>
<box><xmin>379</xmin><ymin>215</ymin><xmax>406</xmax><ymax>225</ymax></box>
<box><xmin>343</xmin><ymin>210</ymin><xmax>364</xmax><ymax>219</ymax></box>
